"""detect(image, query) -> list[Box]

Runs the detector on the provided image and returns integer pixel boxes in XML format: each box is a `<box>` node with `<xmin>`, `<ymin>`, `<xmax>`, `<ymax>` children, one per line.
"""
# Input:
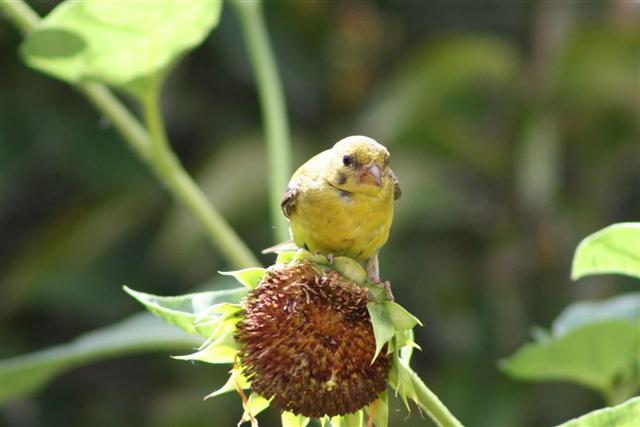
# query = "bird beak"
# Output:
<box><xmin>359</xmin><ymin>163</ymin><xmax>382</xmax><ymax>186</ymax></box>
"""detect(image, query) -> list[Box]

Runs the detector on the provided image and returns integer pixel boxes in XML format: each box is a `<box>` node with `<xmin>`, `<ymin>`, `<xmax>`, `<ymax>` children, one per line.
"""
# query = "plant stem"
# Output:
<box><xmin>2</xmin><ymin>0</ymin><xmax>259</xmax><ymax>269</ymax></box>
<box><xmin>404</xmin><ymin>360</ymin><xmax>464</xmax><ymax>427</ymax></box>
<box><xmin>140</xmin><ymin>88</ymin><xmax>260</xmax><ymax>268</ymax></box>
<box><xmin>80</xmin><ymin>83</ymin><xmax>151</xmax><ymax>160</ymax></box>
<box><xmin>0</xmin><ymin>0</ymin><xmax>39</xmax><ymax>34</ymax></box>
<box><xmin>231</xmin><ymin>0</ymin><xmax>292</xmax><ymax>244</ymax></box>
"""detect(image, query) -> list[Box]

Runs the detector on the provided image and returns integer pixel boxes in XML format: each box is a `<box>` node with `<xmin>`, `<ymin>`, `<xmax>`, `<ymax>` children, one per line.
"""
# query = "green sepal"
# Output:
<box><xmin>343</xmin><ymin>411</ymin><xmax>364</xmax><ymax>427</ymax></box>
<box><xmin>367</xmin><ymin>302</ymin><xmax>395</xmax><ymax>362</ymax></box>
<box><xmin>205</xmin><ymin>365</ymin><xmax>250</xmax><ymax>400</ymax></box>
<box><xmin>123</xmin><ymin>286</ymin><xmax>247</xmax><ymax>337</ymax></box>
<box><xmin>386</xmin><ymin>338</ymin><xmax>395</xmax><ymax>355</ymax></box>
<box><xmin>389</xmin><ymin>354</ymin><xmax>458</xmax><ymax>423</ymax></box>
<box><xmin>281</xmin><ymin>411</ymin><xmax>310</xmax><ymax>427</ymax></box>
<box><xmin>276</xmin><ymin>250</ymin><xmax>298</xmax><ymax>264</ymax></box>
<box><xmin>219</xmin><ymin>267</ymin><xmax>266</xmax><ymax>289</ymax></box>
<box><xmin>364</xmin><ymin>283</ymin><xmax>389</xmax><ymax>303</ymax></box>
<box><xmin>396</xmin><ymin>328</ymin><xmax>421</xmax><ymax>364</ymax></box>
<box><xmin>367</xmin><ymin>299</ymin><xmax>422</xmax><ymax>362</ymax></box>
<box><xmin>384</xmin><ymin>301</ymin><xmax>423</xmax><ymax>330</ymax></box>
<box><xmin>295</xmin><ymin>249</ymin><xmax>330</xmax><ymax>264</ymax></box>
<box><xmin>388</xmin><ymin>353</ymin><xmax>418</xmax><ymax>411</ymax></box>
<box><xmin>240</xmin><ymin>393</ymin><xmax>271</xmax><ymax>424</ymax></box>
<box><xmin>173</xmin><ymin>322</ymin><xmax>239</xmax><ymax>364</ymax></box>
<box><xmin>193</xmin><ymin>304</ymin><xmax>243</xmax><ymax>344</ymax></box>
<box><xmin>365</xmin><ymin>390</ymin><xmax>389</xmax><ymax>427</ymax></box>
<box><xmin>332</xmin><ymin>256</ymin><xmax>368</xmax><ymax>285</ymax></box>
<box><xmin>329</xmin><ymin>411</ymin><xmax>363</xmax><ymax>427</ymax></box>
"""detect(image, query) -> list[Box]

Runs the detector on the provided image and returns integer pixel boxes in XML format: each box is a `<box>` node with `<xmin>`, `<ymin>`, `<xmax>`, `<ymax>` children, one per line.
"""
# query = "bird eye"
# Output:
<box><xmin>342</xmin><ymin>155</ymin><xmax>353</xmax><ymax>166</ymax></box>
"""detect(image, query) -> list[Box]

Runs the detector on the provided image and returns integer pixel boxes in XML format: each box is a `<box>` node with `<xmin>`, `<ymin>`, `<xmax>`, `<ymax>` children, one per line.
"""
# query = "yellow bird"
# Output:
<box><xmin>280</xmin><ymin>135</ymin><xmax>401</xmax><ymax>282</ymax></box>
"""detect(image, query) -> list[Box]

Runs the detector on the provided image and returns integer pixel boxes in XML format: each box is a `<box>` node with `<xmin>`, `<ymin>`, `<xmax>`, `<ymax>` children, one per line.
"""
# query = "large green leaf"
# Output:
<box><xmin>557</xmin><ymin>396</ymin><xmax>640</xmax><ymax>427</ymax></box>
<box><xmin>0</xmin><ymin>313</ymin><xmax>200</xmax><ymax>405</ymax></box>
<box><xmin>552</xmin><ymin>293</ymin><xmax>640</xmax><ymax>336</ymax></box>
<box><xmin>501</xmin><ymin>320</ymin><xmax>640</xmax><ymax>396</ymax></box>
<box><xmin>20</xmin><ymin>0</ymin><xmax>223</xmax><ymax>94</ymax></box>
<box><xmin>572</xmin><ymin>223</ymin><xmax>640</xmax><ymax>280</ymax></box>
<box><xmin>124</xmin><ymin>286</ymin><xmax>247</xmax><ymax>337</ymax></box>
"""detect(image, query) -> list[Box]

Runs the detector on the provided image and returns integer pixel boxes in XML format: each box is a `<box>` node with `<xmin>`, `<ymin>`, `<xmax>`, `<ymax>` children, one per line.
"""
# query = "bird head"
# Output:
<box><xmin>328</xmin><ymin>135</ymin><xmax>393</xmax><ymax>195</ymax></box>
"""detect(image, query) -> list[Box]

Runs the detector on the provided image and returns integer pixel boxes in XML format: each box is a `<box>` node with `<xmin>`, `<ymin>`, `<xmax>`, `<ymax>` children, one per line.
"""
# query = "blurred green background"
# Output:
<box><xmin>1</xmin><ymin>1</ymin><xmax>638</xmax><ymax>426</ymax></box>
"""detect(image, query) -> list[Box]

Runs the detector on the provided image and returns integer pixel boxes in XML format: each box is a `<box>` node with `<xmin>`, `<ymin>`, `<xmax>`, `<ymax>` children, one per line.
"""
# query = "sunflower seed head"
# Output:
<box><xmin>236</xmin><ymin>261</ymin><xmax>390</xmax><ymax>418</ymax></box>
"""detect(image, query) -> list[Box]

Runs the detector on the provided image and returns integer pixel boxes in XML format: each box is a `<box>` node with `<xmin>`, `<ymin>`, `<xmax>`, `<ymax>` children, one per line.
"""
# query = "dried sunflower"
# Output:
<box><xmin>126</xmin><ymin>250</ymin><xmax>461</xmax><ymax>427</ymax></box>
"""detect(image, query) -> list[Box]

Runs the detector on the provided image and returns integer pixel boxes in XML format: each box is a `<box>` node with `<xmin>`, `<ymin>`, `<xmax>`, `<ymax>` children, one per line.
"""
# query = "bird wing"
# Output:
<box><xmin>281</xmin><ymin>183</ymin><xmax>299</xmax><ymax>219</ymax></box>
<box><xmin>391</xmin><ymin>169</ymin><xmax>401</xmax><ymax>200</ymax></box>
<box><xmin>281</xmin><ymin>151</ymin><xmax>329</xmax><ymax>218</ymax></box>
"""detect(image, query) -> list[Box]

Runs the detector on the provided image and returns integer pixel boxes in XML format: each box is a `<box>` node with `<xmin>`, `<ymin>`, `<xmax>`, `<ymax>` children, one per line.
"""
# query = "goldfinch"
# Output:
<box><xmin>281</xmin><ymin>135</ymin><xmax>400</xmax><ymax>282</ymax></box>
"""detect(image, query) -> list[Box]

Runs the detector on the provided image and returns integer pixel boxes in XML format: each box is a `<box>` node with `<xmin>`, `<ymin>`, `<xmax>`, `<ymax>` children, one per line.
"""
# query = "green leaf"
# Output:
<box><xmin>367</xmin><ymin>302</ymin><xmax>396</xmax><ymax>362</ymax></box>
<box><xmin>572</xmin><ymin>223</ymin><xmax>640</xmax><ymax>280</ymax></box>
<box><xmin>0</xmin><ymin>313</ymin><xmax>200</xmax><ymax>405</ymax></box>
<box><xmin>20</xmin><ymin>0</ymin><xmax>223</xmax><ymax>95</ymax></box>
<box><xmin>219</xmin><ymin>267</ymin><xmax>266</xmax><ymax>289</ymax></box>
<box><xmin>557</xmin><ymin>396</ymin><xmax>640</xmax><ymax>427</ymax></box>
<box><xmin>281</xmin><ymin>411</ymin><xmax>310</xmax><ymax>427</ymax></box>
<box><xmin>501</xmin><ymin>320</ymin><xmax>640</xmax><ymax>396</ymax></box>
<box><xmin>124</xmin><ymin>286</ymin><xmax>247</xmax><ymax>337</ymax></box>
<box><xmin>365</xmin><ymin>390</ymin><xmax>389</xmax><ymax>427</ymax></box>
<box><xmin>552</xmin><ymin>293</ymin><xmax>640</xmax><ymax>336</ymax></box>
<box><xmin>384</xmin><ymin>301</ymin><xmax>423</xmax><ymax>330</ymax></box>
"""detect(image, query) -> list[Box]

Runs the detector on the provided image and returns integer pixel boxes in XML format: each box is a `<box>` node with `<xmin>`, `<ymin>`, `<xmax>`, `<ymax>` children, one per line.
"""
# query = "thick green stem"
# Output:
<box><xmin>231</xmin><ymin>0</ymin><xmax>292</xmax><ymax>243</ymax></box>
<box><xmin>0</xmin><ymin>0</ymin><xmax>39</xmax><ymax>34</ymax></box>
<box><xmin>2</xmin><ymin>0</ymin><xmax>259</xmax><ymax>268</ymax></box>
<box><xmin>80</xmin><ymin>83</ymin><xmax>151</xmax><ymax>160</ymax></box>
<box><xmin>141</xmin><ymin>88</ymin><xmax>260</xmax><ymax>268</ymax></box>
<box><xmin>404</xmin><ymin>360</ymin><xmax>464</xmax><ymax>427</ymax></box>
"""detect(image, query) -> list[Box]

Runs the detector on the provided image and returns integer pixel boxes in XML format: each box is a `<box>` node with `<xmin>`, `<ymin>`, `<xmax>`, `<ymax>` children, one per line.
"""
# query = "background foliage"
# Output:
<box><xmin>1</xmin><ymin>1</ymin><xmax>638</xmax><ymax>426</ymax></box>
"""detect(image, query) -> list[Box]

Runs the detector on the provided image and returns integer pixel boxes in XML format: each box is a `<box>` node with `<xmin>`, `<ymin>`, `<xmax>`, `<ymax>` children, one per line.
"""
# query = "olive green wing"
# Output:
<box><xmin>281</xmin><ymin>183</ymin><xmax>299</xmax><ymax>219</ymax></box>
<box><xmin>391</xmin><ymin>169</ymin><xmax>401</xmax><ymax>200</ymax></box>
<box><xmin>281</xmin><ymin>150</ymin><xmax>330</xmax><ymax>218</ymax></box>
